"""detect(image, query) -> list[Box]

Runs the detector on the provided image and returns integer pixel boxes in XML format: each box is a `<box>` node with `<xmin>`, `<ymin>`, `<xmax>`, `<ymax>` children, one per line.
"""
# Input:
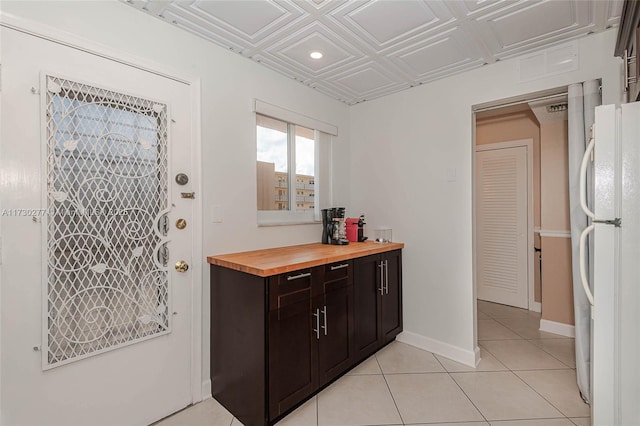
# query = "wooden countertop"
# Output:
<box><xmin>207</xmin><ymin>241</ymin><xmax>404</xmax><ymax>277</ymax></box>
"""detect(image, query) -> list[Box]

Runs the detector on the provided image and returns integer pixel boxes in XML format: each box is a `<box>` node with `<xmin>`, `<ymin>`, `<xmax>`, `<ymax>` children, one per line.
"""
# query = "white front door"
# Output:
<box><xmin>1</xmin><ymin>27</ymin><xmax>195</xmax><ymax>425</ymax></box>
<box><xmin>476</xmin><ymin>145</ymin><xmax>529</xmax><ymax>309</ymax></box>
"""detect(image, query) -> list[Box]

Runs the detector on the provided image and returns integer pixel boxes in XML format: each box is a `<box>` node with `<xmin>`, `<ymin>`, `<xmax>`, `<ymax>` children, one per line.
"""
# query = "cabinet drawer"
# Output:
<box><xmin>323</xmin><ymin>260</ymin><xmax>351</xmax><ymax>282</ymax></box>
<box><xmin>269</xmin><ymin>268</ymin><xmax>314</xmax><ymax>310</ymax></box>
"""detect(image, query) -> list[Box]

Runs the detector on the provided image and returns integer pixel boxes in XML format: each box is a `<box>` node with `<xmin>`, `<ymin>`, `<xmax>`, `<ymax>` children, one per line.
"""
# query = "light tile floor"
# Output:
<box><xmin>157</xmin><ymin>300</ymin><xmax>590</xmax><ymax>426</ymax></box>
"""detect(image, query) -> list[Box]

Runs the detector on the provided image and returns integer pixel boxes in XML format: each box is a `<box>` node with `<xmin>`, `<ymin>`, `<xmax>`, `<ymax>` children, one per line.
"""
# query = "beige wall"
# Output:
<box><xmin>541</xmin><ymin>237</ymin><xmax>575</xmax><ymax>325</ymax></box>
<box><xmin>540</xmin><ymin>120</ymin><xmax>574</xmax><ymax>325</ymax></box>
<box><xmin>541</xmin><ymin>120</ymin><xmax>571</xmax><ymax>230</ymax></box>
<box><xmin>476</xmin><ymin>111</ymin><xmax>542</xmax><ymax>303</ymax></box>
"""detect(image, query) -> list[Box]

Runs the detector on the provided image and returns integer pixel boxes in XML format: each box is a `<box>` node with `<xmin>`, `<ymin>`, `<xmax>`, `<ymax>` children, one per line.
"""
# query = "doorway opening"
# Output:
<box><xmin>471</xmin><ymin>87</ymin><xmax>588</xmax><ymax>420</ymax></box>
<box><xmin>473</xmin><ymin>86</ymin><xmax>576</xmax><ymax>336</ymax></box>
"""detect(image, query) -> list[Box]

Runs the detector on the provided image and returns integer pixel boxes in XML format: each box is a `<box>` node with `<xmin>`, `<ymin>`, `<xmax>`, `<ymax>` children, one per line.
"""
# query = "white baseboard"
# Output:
<box><xmin>539</xmin><ymin>319</ymin><xmax>575</xmax><ymax>338</ymax></box>
<box><xmin>201</xmin><ymin>379</ymin><xmax>212</xmax><ymax>401</ymax></box>
<box><xmin>473</xmin><ymin>345</ymin><xmax>481</xmax><ymax>367</ymax></box>
<box><xmin>530</xmin><ymin>301</ymin><xmax>542</xmax><ymax>313</ymax></box>
<box><xmin>396</xmin><ymin>331</ymin><xmax>477</xmax><ymax>368</ymax></box>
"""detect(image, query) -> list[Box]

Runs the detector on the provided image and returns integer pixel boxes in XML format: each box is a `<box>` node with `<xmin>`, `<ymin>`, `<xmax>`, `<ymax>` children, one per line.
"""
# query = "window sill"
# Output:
<box><xmin>258</xmin><ymin>220</ymin><xmax>321</xmax><ymax>227</ymax></box>
<box><xmin>257</xmin><ymin>210</ymin><xmax>319</xmax><ymax>227</ymax></box>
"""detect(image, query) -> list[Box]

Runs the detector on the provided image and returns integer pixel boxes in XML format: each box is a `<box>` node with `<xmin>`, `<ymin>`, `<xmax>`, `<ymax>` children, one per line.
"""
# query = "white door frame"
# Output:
<box><xmin>0</xmin><ymin>13</ymin><xmax>205</xmax><ymax>403</ymax></box>
<box><xmin>474</xmin><ymin>139</ymin><xmax>535</xmax><ymax>314</ymax></box>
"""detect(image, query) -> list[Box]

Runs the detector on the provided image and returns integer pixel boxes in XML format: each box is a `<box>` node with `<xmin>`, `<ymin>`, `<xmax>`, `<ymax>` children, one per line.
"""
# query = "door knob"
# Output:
<box><xmin>175</xmin><ymin>260</ymin><xmax>189</xmax><ymax>272</ymax></box>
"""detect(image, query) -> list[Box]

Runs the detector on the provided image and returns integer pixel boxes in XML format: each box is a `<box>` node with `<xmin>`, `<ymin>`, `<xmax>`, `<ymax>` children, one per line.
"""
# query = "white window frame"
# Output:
<box><xmin>254</xmin><ymin>100</ymin><xmax>336</xmax><ymax>226</ymax></box>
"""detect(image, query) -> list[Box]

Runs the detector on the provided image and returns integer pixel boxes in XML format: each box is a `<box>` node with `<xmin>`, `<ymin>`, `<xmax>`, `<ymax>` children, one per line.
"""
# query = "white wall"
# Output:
<box><xmin>349</xmin><ymin>30</ymin><xmax>622</xmax><ymax>360</ymax></box>
<box><xmin>0</xmin><ymin>0</ymin><xmax>350</xmax><ymax>397</ymax></box>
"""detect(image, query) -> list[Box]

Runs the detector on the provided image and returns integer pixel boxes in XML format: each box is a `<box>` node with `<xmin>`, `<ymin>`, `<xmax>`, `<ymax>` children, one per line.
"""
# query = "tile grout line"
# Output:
<box><xmin>524</xmin><ymin>338</ymin><xmax>577</xmax><ymax>368</ymax></box>
<box><xmin>477</xmin><ymin>304</ymin><xmax>587</xmax><ymax>423</ymax></box>
<box><xmin>432</xmin><ymin>349</ymin><xmax>490</xmax><ymax>424</ymax></box>
<box><xmin>492</xmin><ymin>317</ymin><xmax>540</xmax><ymax>340</ymax></box>
<box><xmin>492</xmin><ymin>312</ymin><xmax>576</xmax><ymax>342</ymax></box>
<box><xmin>375</xmin><ymin>353</ymin><xmax>406</xmax><ymax>426</ymax></box>
<box><xmin>475</xmin><ymin>343</ymin><xmax>509</xmax><ymax>371</ymax></box>
<box><xmin>479</xmin><ymin>338</ymin><xmax>573</xmax><ymax>371</ymax></box>
<box><xmin>486</xmin><ymin>322</ymin><xmax>583</xmax><ymax>423</ymax></box>
<box><xmin>569</xmin><ymin>417</ymin><xmax>591</xmax><ymax>426</ymax></box>
<box><xmin>511</xmin><ymin>370</ymin><xmax>579</xmax><ymax>422</ymax></box>
<box><xmin>480</xmin><ymin>337</ymin><xmax>575</xmax><ymax>370</ymax></box>
<box><xmin>446</xmin><ymin>373</ymin><xmax>491</xmax><ymax>424</ymax></box>
<box><xmin>476</xmin><ymin>339</ymin><xmax>502</xmax><ymax>361</ymax></box>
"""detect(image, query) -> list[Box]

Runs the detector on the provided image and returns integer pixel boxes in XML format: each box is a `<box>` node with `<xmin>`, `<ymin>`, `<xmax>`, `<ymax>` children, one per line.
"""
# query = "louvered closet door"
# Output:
<box><xmin>476</xmin><ymin>146</ymin><xmax>528</xmax><ymax>309</ymax></box>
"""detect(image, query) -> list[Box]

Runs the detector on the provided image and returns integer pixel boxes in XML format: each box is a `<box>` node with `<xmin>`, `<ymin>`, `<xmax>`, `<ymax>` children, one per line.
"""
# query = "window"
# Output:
<box><xmin>254</xmin><ymin>100</ymin><xmax>337</xmax><ymax>225</ymax></box>
<box><xmin>257</xmin><ymin>114</ymin><xmax>316</xmax><ymax>214</ymax></box>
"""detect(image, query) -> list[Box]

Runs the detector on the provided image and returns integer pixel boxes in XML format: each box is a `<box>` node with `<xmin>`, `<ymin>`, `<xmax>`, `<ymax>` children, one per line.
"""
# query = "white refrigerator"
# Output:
<box><xmin>585</xmin><ymin>102</ymin><xmax>640</xmax><ymax>425</ymax></box>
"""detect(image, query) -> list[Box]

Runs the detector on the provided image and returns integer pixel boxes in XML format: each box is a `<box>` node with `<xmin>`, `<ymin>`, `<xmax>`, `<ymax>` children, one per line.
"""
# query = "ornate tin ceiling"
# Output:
<box><xmin>126</xmin><ymin>0</ymin><xmax>623</xmax><ymax>104</ymax></box>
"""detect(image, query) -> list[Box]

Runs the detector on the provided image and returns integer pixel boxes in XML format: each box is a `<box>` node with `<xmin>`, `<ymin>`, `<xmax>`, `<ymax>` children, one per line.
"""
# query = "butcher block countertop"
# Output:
<box><xmin>207</xmin><ymin>241</ymin><xmax>404</xmax><ymax>277</ymax></box>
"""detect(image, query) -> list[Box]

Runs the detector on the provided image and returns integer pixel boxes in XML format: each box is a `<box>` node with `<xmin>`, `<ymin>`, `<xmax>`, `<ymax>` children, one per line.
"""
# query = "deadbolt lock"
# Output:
<box><xmin>175</xmin><ymin>260</ymin><xmax>189</xmax><ymax>273</ymax></box>
<box><xmin>176</xmin><ymin>218</ymin><xmax>187</xmax><ymax>229</ymax></box>
<box><xmin>175</xmin><ymin>173</ymin><xmax>189</xmax><ymax>185</ymax></box>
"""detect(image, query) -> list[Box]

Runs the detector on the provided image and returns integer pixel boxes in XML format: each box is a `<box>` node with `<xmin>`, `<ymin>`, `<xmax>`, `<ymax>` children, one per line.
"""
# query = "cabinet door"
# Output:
<box><xmin>268</xmin><ymin>279</ymin><xmax>317</xmax><ymax>419</ymax></box>
<box><xmin>353</xmin><ymin>254</ymin><xmax>382</xmax><ymax>361</ymax></box>
<box><xmin>381</xmin><ymin>250</ymin><xmax>403</xmax><ymax>342</ymax></box>
<box><xmin>318</xmin><ymin>263</ymin><xmax>353</xmax><ymax>385</ymax></box>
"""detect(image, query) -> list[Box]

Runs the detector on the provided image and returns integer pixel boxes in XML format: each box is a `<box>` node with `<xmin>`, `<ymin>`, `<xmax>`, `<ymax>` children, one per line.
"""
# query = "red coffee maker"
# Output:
<box><xmin>345</xmin><ymin>215</ymin><xmax>367</xmax><ymax>242</ymax></box>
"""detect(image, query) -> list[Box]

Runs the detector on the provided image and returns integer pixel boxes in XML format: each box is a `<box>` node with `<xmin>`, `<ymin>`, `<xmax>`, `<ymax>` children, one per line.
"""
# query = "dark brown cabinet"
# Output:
<box><xmin>317</xmin><ymin>262</ymin><xmax>354</xmax><ymax>386</ymax></box>
<box><xmin>209</xmin><ymin>244</ymin><xmax>402</xmax><ymax>426</ymax></box>
<box><xmin>267</xmin><ymin>262</ymin><xmax>354</xmax><ymax>419</ymax></box>
<box><xmin>353</xmin><ymin>250</ymin><xmax>403</xmax><ymax>361</ymax></box>
<box><xmin>267</xmin><ymin>268</ymin><xmax>317</xmax><ymax>419</ymax></box>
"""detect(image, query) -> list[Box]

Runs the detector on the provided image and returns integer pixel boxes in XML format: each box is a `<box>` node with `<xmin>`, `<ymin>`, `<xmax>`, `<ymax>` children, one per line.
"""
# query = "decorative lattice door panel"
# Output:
<box><xmin>44</xmin><ymin>75</ymin><xmax>171</xmax><ymax>368</ymax></box>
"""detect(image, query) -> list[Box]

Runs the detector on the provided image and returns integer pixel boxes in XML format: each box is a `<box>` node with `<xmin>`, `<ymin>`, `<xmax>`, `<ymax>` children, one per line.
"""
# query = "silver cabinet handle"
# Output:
<box><xmin>384</xmin><ymin>260</ymin><xmax>389</xmax><ymax>295</ymax></box>
<box><xmin>378</xmin><ymin>261</ymin><xmax>384</xmax><ymax>295</ymax></box>
<box><xmin>313</xmin><ymin>308</ymin><xmax>320</xmax><ymax>340</ymax></box>
<box><xmin>330</xmin><ymin>263</ymin><xmax>349</xmax><ymax>271</ymax></box>
<box><xmin>321</xmin><ymin>305</ymin><xmax>328</xmax><ymax>336</ymax></box>
<box><xmin>287</xmin><ymin>272</ymin><xmax>311</xmax><ymax>281</ymax></box>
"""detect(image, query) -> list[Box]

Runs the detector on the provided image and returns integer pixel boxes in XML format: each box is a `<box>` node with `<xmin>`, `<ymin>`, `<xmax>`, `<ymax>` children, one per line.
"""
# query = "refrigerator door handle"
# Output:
<box><xmin>593</xmin><ymin>218</ymin><xmax>622</xmax><ymax>227</ymax></box>
<box><xmin>579</xmin><ymin>223</ymin><xmax>595</xmax><ymax>306</ymax></box>
<box><xmin>579</xmin><ymin>135</ymin><xmax>596</xmax><ymax>220</ymax></box>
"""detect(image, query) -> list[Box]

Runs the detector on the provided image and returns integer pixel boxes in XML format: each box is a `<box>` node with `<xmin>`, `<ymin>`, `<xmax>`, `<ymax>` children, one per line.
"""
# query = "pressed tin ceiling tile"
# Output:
<box><xmin>125</xmin><ymin>0</ymin><xmax>623</xmax><ymax>105</ymax></box>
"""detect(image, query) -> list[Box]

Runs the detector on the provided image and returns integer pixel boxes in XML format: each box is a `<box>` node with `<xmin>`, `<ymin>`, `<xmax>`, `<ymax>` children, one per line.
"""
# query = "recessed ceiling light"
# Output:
<box><xmin>309</xmin><ymin>51</ymin><xmax>323</xmax><ymax>59</ymax></box>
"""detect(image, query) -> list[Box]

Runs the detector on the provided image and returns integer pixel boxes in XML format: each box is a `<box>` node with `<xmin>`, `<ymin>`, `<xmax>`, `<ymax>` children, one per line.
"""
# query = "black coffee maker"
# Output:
<box><xmin>321</xmin><ymin>207</ymin><xmax>349</xmax><ymax>245</ymax></box>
